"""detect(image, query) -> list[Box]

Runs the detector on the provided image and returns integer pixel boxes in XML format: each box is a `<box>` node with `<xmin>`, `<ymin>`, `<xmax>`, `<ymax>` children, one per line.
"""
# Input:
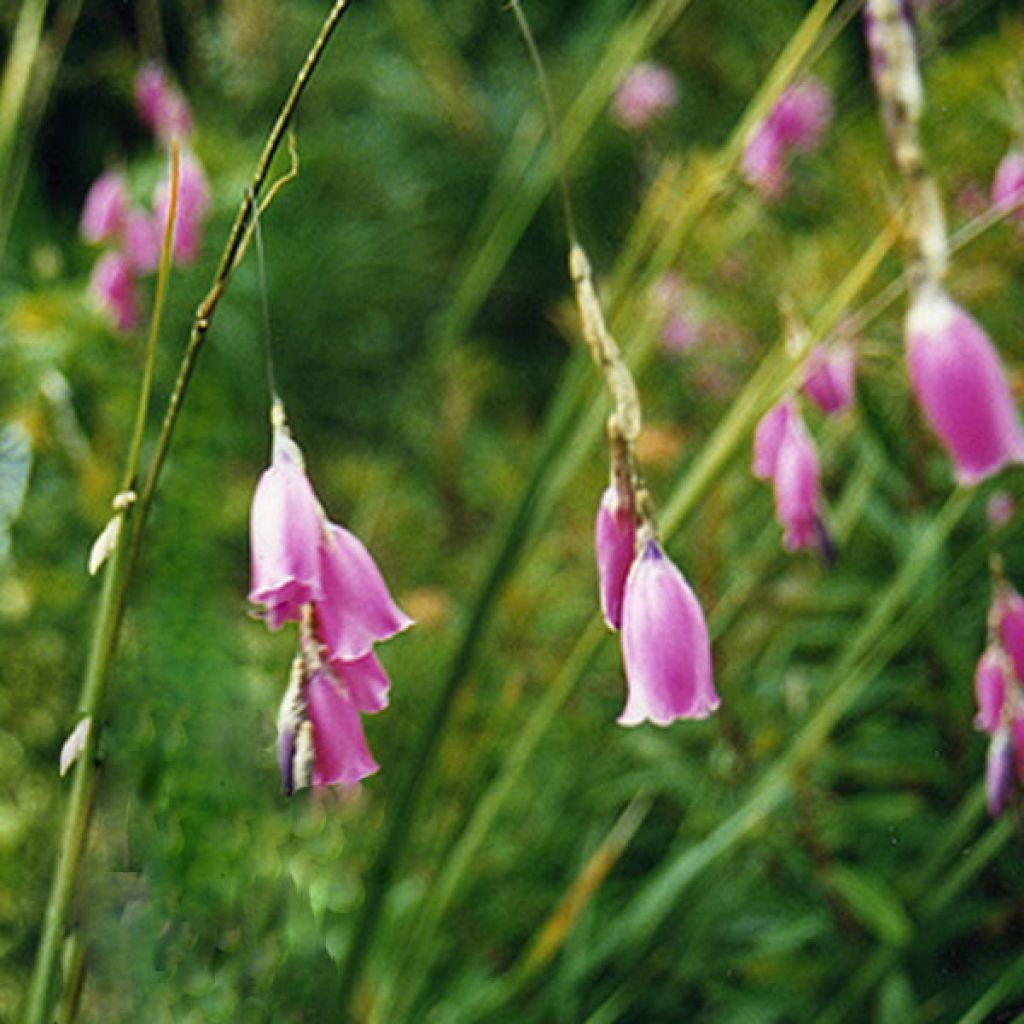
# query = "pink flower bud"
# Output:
<box><xmin>996</xmin><ymin>587</ymin><xmax>1024</xmax><ymax>685</ymax></box>
<box><xmin>88</xmin><ymin>250</ymin><xmax>137</xmax><ymax>332</ymax></box>
<box><xmin>991</xmin><ymin>149</ymin><xmax>1024</xmax><ymax>221</ymax></box>
<box><xmin>306</xmin><ymin>670</ymin><xmax>379</xmax><ymax>788</ymax></box>
<box><xmin>986</xmin><ymin>726</ymin><xmax>1015</xmax><ymax>817</ymax></box>
<box><xmin>906</xmin><ymin>284</ymin><xmax>1024</xmax><ymax>484</ymax></box>
<box><xmin>249</xmin><ymin>426</ymin><xmax>325</xmax><ymax>629</ymax></box>
<box><xmin>80</xmin><ymin>171</ymin><xmax>127</xmax><ymax>244</ymax></box>
<box><xmin>974</xmin><ymin>647</ymin><xmax>1008</xmax><ymax>734</ymax></box>
<box><xmin>619</xmin><ymin>540</ymin><xmax>718</xmax><ymax>726</ymax></box>
<box><xmin>135</xmin><ymin>63</ymin><xmax>193</xmax><ymax>140</ymax></box>
<box><xmin>768</xmin><ymin>78</ymin><xmax>833</xmax><ymax>153</ymax></box>
<box><xmin>153</xmin><ymin>151</ymin><xmax>210</xmax><ymax>265</ymax></box>
<box><xmin>741</xmin><ymin>123</ymin><xmax>787</xmax><ymax>200</ymax></box>
<box><xmin>612</xmin><ymin>62</ymin><xmax>678</xmax><ymax>131</ymax></box>
<box><xmin>122</xmin><ymin>209</ymin><xmax>160</xmax><ymax>274</ymax></box>
<box><xmin>595</xmin><ymin>486</ymin><xmax>636</xmax><ymax>631</ymax></box>
<box><xmin>773</xmin><ymin>410</ymin><xmax>821</xmax><ymax>552</ymax></box>
<box><xmin>315</xmin><ymin>523</ymin><xmax>413</xmax><ymax>663</ymax></box>
<box><xmin>802</xmin><ymin>342</ymin><xmax>856</xmax><ymax>415</ymax></box>
<box><xmin>752</xmin><ymin>399</ymin><xmax>795</xmax><ymax>481</ymax></box>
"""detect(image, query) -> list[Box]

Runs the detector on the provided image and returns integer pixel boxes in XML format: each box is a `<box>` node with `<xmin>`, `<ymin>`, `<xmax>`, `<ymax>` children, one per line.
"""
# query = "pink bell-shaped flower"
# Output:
<box><xmin>752</xmin><ymin>399</ymin><xmax>795</xmax><ymax>480</ymax></box>
<box><xmin>802</xmin><ymin>342</ymin><xmax>855</xmax><ymax>415</ymax></box>
<box><xmin>89</xmin><ymin>250</ymin><xmax>137</xmax><ymax>332</ymax></box>
<box><xmin>619</xmin><ymin>539</ymin><xmax>718</xmax><ymax>726</ymax></box>
<box><xmin>742</xmin><ymin>123</ymin><xmax>787</xmax><ymax>200</ymax></box>
<box><xmin>306</xmin><ymin>670</ymin><xmax>379</xmax><ymax>787</ymax></box>
<box><xmin>991</xmin><ymin>149</ymin><xmax>1024</xmax><ymax>221</ymax></box>
<box><xmin>986</xmin><ymin>726</ymin><xmax>1015</xmax><ymax>817</ymax></box>
<box><xmin>612</xmin><ymin>62</ymin><xmax>678</xmax><ymax>132</ymax></box>
<box><xmin>122</xmin><ymin>209</ymin><xmax>160</xmax><ymax>275</ymax></box>
<box><xmin>768</xmin><ymin>78</ymin><xmax>833</xmax><ymax>153</ymax></box>
<box><xmin>773</xmin><ymin>410</ymin><xmax>821</xmax><ymax>552</ymax></box>
<box><xmin>80</xmin><ymin>170</ymin><xmax>128</xmax><ymax>244</ymax></box>
<box><xmin>153</xmin><ymin>151</ymin><xmax>210</xmax><ymax>265</ymax></box>
<box><xmin>595</xmin><ymin>486</ymin><xmax>636</xmax><ymax>631</ymax></box>
<box><xmin>135</xmin><ymin>63</ymin><xmax>193</xmax><ymax>140</ymax></box>
<box><xmin>315</xmin><ymin>523</ymin><xmax>413</xmax><ymax>663</ymax></box>
<box><xmin>906</xmin><ymin>284</ymin><xmax>1024</xmax><ymax>484</ymax></box>
<box><xmin>996</xmin><ymin>586</ymin><xmax>1024</xmax><ymax>684</ymax></box>
<box><xmin>330</xmin><ymin>650</ymin><xmax>392</xmax><ymax>715</ymax></box>
<box><xmin>249</xmin><ymin>425</ymin><xmax>325</xmax><ymax>629</ymax></box>
<box><xmin>974</xmin><ymin>647</ymin><xmax>1008</xmax><ymax>734</ymax></box>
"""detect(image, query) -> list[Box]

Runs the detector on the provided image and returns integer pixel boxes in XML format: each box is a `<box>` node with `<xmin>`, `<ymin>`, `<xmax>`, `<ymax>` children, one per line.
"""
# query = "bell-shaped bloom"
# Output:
<box><xmin>991</xmin><ymin>149</ymin><xmax>1024</xmax><ymax>221</ymax></box>
<box><xmin>974</xmin><ymin>647</ymin><xmax>1008</xmax><ymax>734</ymax></box>
<box><xmin>306</xmin><ymin>670</ymin><xmax>379</xmax><ymax>787</ymax></box>
<box><xmin>619</xmin><ymin>540</ymin><xmax>718</xmax><ymax>726</ymax></box>
<box><xmin>803</xmin><ymin>342</ymin><xmax>855</xmax><ymax>415</ymax></box>
<box><xmin>1013</xmin><ymin>713</ymin><xmax>1024</xmax><ymax>783</ymax></box>
<box><xmin>595</xmin><ymin>486</ymin><xmax>636</xmax><ymax>631</ymax></box>
<box><xmin>742</xmin><ymin>124</ymin><xmax>787</xmax><ymax>200</ymax></box>
<box><xmin>986</xmin><ymin>726</ymin><xmax>1015</xmax><ymax>817</ymax></box>
<box><xmin>773</xmin><ymin>411</ymin><xmax>821</xmax><ymax>552</ymax></box>
<box><xmin>315</xmin><ymin>523</ymin><xmax>413</xmax><ymax>663</ymax></box>
<box><xmin>768</xmin><ymin>78</ymin><xmax>833</xmax><ymax>153</ymax></box>
<box><xmin>906</xmin><ymin>284</ymin><xmax>1024</xmax><ymax>484</ymax></box>
<box><xmin>153</xmin><ymin>151</ymin><xmax>210</xmax><ymax>265</ymax></box>
<box><xmin>249</xmin><ymin>428</ymin><xmax>324</xmax><ymax>629</ymax></box>
<box><xmin>135</xmin><ymin>63</ymin><xmax>193</xmax><ymax>140</ymax></box>
<box><xmin>612</xmin><ymin>62</ymin><xmax>678</xmax><ymax>131</ymax></box>
<box><xmin>80</xmin><ymin>170</ymin><xmax>127</xmax><ymax>244</ymax></box>
<box><xmin>122</xmin><ymin>209</ymin><xmax>160</xmax><ymax>274</ymax></box>
<box><xmin>331</xmin><ymin>650</ymin><xmax>392</xmax><ymax>714</ymax></box>
<box><xmin>752</xmin><ymin>399</ymin><xmax>795</xmax><ymax>480</ymax></box>
<box><xmin>996</xmin><ymin>586</ymin><xmax>1024</xmax><ymax>684</ymax></box>
<box><xmin>89</xmin><ymin>250</ymin><xmax>137</xmax><ymax>332</ymax></box>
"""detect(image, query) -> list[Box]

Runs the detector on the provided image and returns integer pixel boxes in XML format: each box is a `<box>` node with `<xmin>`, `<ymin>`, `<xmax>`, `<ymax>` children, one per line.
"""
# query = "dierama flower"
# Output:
<box><xmin>135</xmin><ymin>63</ymin><xmax>193</xmax><ymax>140</ymax></box>
<box><xmin>995</xmin><ymin>586</ymin><xmax>1024</xmax><ymax>684</ymax></box>
<box><xmin>153</xmin><ymin>151</ymin><xmax>210</xmax><ymax>265</ymax></box>
<box><xmin>80</xmin><ymin>171</ymin><xmax>127</xmax><ymax>244</ymax></box>
<box><xmin>905</xmin><ymin>283</ymin><xmax>1024</xmax><ymax>484</ymax></box>
<box><xmin>612</xmin><ymin>62</ymin><xmax>678</xmax><ymax>131</ymax></box>
<box><xmin>991</xmin><ymin>149</ymin><xmax>1024</xmax><ymax>221</ymax></box>
<box><xmin>595</xmin><ymin>485</ymin><xmax>636</xmax><ymax>631</ymax></box>
<box><xmin>773</xmin><ymin>410</ymin><xmax>822</xmax><ymax>552</ymax></box>
<box><xmin>752</xmin><ymin>399</ymin><xmax>795</xmax><ymax>480</ymax></box>
<box><xmin>802</xmin><ymin>342</ymin><xmax>855</xmax><ymax>415</ymax></box>
<box><xmin>122</xmin><ymin>209</ymin><xmax>160</xmax><ymax>274</ymax></box>
<box><xmin>305</xmin><ymin>670</ymin><xmax>380</xmax><ymax>788</ymax></box>
<box><xmin>741</xmin><ymin>124</ymin><xmax>787</xmax><ymax>200</ymax></box>
<box><xmin>974</xmin><ymin>647</ymin><xmax>1008</xmax><ymax>734</ymax></box>
<box><xmin>986</xmin><ymin>726</ymin><xmax>1015</xmax><ymax>817</ymax></box>
<box><xmin>768</xmin><ymin>78</ymin><xmax>833</xmax><ymax>153</ymax></box>
<box><xmin>618</xmin><ymin>538</ymin><xmax>718</xmax><ymax>726</ymax></box>
<box><xmin>89</xmin><ymin>250</ymin><xmax>137</xmax><ymax>331</ymax></box>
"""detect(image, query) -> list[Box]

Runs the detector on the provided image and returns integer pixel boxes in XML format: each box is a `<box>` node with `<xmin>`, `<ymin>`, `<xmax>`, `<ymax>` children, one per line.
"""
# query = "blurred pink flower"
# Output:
<box><xmin>974</xmin><ymin>647</ymin><xmax>1008</xmax><ymax>734</ymax></box>
<box><xmin>613</xmin><ymin>62</ymin><xmax>678</xmax><ymax>131</ymax></box>
<box><xmin>135</xmin><ymin>63</ymin><xmax>193</xmax><ymax>140</ymax></box>
<box><xmin>996</xmin><ymin>586</ymin><xmax>1024</xmax><ymax>684</ymax></box>
<box><xmin>991</xmin><ymin>149</ymin><xmax>1024</xmax><ymax>222</ymax></box>
<box><xmin>741</xmin><ymin>123</ymin><xmax>787</xmax><ymax>200</ymax></box>
<box><xmin>906</xmin><ymin>283</ymin><xmax>1024</xmax><ymax>484</ymax></box>
<box><xmin>619</xmin><ymin>539</ymin><xmax>718</xmax><ymax>726</ymax></box>
<box><xmin>752</xmin><ymin>399</ymin><xmax>795</xmax><ymax>481</ymax></box>
<box><xmin>986</xmin><ymin>726</ymin><xmax>1015</xmax><ymax>817</ymax></box>
<box><xmin>80</xmin><ymin>170</ymin><xmax>127</xmax><ymax>244</ymax></box>
<box><xmin>595</xmin><ymin>485</ymin><xmax>636</xmax><ymax>631</ymax></box>
<box><xmin>768</xmin><ymin>78</ymin><xmax>833</xmax><ymax>152</ymax></box>
<box><xmin>89</xmin><ymin>250</ymin><xmax>137</xmax><ymax>332</ymax></box>
<box><xmin>802</xmin><ymin>342</ymin><xmax>855</xmax><ymax>415</ymax></box>
<box><xmin>773</xmin><ymin>409</ymin><xmax>821</xmax><ymax>552</ymax></box>
<box><xmin>987</xmin><ymin>491</ymin><xmax>1015</xmax><ymax>529</ymax></box>
<box><xmin>122</xmin><ymin>209</ymin><xmax>160</xmax><ymax>274</ymax></box>
<box><xmin>306</xmin><ymin>670</ymin><xmax>380</xmax><ymax>787</ymax></box>
<box><xmin>153</xmin><ymin>151</ymin><xmax>210</xmax><ymax>265</ymax></box>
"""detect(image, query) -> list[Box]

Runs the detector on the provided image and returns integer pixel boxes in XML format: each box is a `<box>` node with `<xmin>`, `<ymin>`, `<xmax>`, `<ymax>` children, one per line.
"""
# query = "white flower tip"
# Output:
<box><xmin>87</xmin><ymin>515</ymin><xmax>121</xmax><ymax>576</ymax></box>
<box><xmin>60</xmin><ymin>717</ymin><xmax>91</xmax><ymax>777</ymax></box>
<box><xmin>906</xmin><ymin>284</ymin><xmax>954</xmax><ymax>339</ymax></box>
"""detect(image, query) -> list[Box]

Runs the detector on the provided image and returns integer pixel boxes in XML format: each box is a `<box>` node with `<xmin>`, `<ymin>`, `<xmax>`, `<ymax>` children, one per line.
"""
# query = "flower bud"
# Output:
<box><xmin>595</xmin><ymin>486</ymin><xmax>636</xmax><ymax>631</ymax></box>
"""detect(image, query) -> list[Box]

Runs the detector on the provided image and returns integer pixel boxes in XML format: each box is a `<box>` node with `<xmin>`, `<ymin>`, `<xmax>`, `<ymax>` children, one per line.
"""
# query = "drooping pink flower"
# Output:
<box><xmin>80</xmin><ymin>171</ymin><xmax>128</xmax><ymax>244</ymax></box>
<box><xmin>153</xmin><ymin>151</ymin><xmax>210</xmax><ymax>265</ymax></box>
<box><xmin>249</xmin><ymin>425</ymin><xmax>325</xmax><ymax>629</ymax></box>
<box><xmin>991</xmin><ymin>149</ymin><xmax>1024</xmax><ymax>221</ymax></box>
<box><xmin>974</xmin><ymin>647</ymin><xmax>1008</xmax><ymax>734</ymax></box>
<box><xmin>315</xmin><ymin>523</ymin><xmax>413</xmax><ymax>663</ymax></box>
<box><xmin>803</xmin><ymin>342</ymin><xmax>856</xmax><ymax>415</ymax></box>
<box><xmin>986</xmin><ymin>726</ymin><xmax>1015</xmax><ymax>817</ymax></box>
<box><xmin>1013</xmin><ymin>713</ymin><xmax>1024</xmax><ymax>783</ymax></box>
<box><xmin>619</xmin><ymin>539</ymin><xmax>718</xmax><ymax>726</ymax></box>
<box><xmin>135</xmin><ymin>63</ymin><xmax>193</xmax><ymax>140</ymax></box>
<box><xmin>595</xmin><ymin>486</ymin><xmax>636</xmax><ymax>631</ymax></box>
<box><xmin>89</xmin><ymin>250</ymin><xmax>137</xmax><ymax>332</ymax></box>
<box><xmin>768</xmin><ymin>78</ymin><xmax>833</xmax><ymax>152</ymax></box>
<box><xmin>612</xmin><ymin>62</ymin><xmax>678</xmax><ymax>131</ymax></box>
<box><xmin>752</xmin><ymin>399</ymin><xmax>795</xmax><ymax>480</ymax></box>
<box><xmin>905</xmin><ymin>283</ymin><xmax>1024</xmax><ymax>484</ymax></box>
<box><xmin>773</xmin><ymin>410</ymin><xmax>821</xmax><ymax>552</ymax></box>
<box><xmin>330</xmin><ymin>650</ymin><xmax>392</xmax><ymax>714</ymax></box>
<box><xmin>742</xmin><ymin>123</ymin><xmax>787</xmax><ymax>200</ymax></box>
<box><xmin>987</xmin><ymin>491</ymin><xmax>1015</xmax><ymax>529</ymax></box>
<box><xmin>996</xmin><ymin>586</ymin><xmax>1024</xmax><ymax>684</ymax></box>
<box><xmin>122</xmin><ymin>209</ymin><xmax>160</xmax><ymax>274</ymax></box>
<box><xmin>305</xmin><ymin>670</ymin><xmax>379</xmax><ymax>787</ymax></box>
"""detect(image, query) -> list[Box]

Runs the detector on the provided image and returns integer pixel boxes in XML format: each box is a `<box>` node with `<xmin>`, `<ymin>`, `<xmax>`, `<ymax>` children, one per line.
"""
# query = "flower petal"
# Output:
<box><xmin>595</xmin><ymin>486</ymin><xmax>636</xmax><ymax>631</ymax></box>
<box><xmin>306</xmin><ymin>672</ymin><xmax>379</xmax><ymax>787</ymax></box>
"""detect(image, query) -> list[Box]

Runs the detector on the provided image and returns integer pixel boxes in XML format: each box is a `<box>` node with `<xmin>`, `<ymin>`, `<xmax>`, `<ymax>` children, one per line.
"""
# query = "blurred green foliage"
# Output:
<box><xmin>3</xmin><ymin>0</ymin><xmax>1024</xmax><ymax>1020</ymax></box>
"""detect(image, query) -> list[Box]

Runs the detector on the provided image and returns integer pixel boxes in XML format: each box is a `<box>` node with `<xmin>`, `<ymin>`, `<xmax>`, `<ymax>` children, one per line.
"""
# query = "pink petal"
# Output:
<box><xmin>135</xmin><ymin>63</ymin><xmax>193</xmax><ymax>140</ymax></box>
<box><xmin>752</xmin><ymin>399</ymin><xmax>795</xmax><ymax>480</ymax></box>
<box><xmin>89</xmin><ymin>250</ymin><xmax>137</xmax><ymax>332</ymax></box>
<box><xmin>122</xmin><ymin>209</ymin><xmax>160</xmax><ymax>274</ymax></box>
<box><xmin>612</xmin><ymin>62</ymin><xmax>678</xmax><ymax>131</ymax></box>
<box><xmin>802</xmin><ymin>342</ymin><xmax>856</xmax><ymax>415</ymax></box>
<box><xmin>986</xmin><ymin>727</ymin><xmax>1015</xmax><ymax>818</ymax></box>
<box><xmin>153</xmin><ymin>151</ymin><xmax>210</xmax><ymax>266</ymax></box>
<box><xmin>619</xmin><ymin>541</ymin><xmax>718</xmax><ymax>726</ymax></box>
<box><xmin>768</xmin><ymin>78</ymin><xmax>833</xmax><ymax>153</ymax></box>
<box><xmin>997</xmin><ymin>587</ymin><xmax>1024</xmax><ymax>685</ymax></box>
<box><xmin>595</xmin><ymin>486</ymin><xmax>636</xmax><ymax>631</ymax></box>
<box><xmin>315</xmin><ymin>523</ymin><xmax>413</xmax><ymax>662</ymax></box>
<box><xmin>80</xmin><ymin>171</ymin><xmax>127</xmax><ymax>244</ymax></box>
<box><xmin>773</xmin><ymin>411</ymin><xmax>820</xmax><ymax>552</ymax></box>
<box><xmin>906</xmin><ymin>285</ymin><xmax>1024</xmax><ymax>484</ymax></box>
<box><xmin>991</xmin><ymin>149</ymin><xmax>1024</xmax><ymax>221</ymax></box>
<box><xmin>974</xmin><ymin>647</ymin><xmax>1007</xmax><ymax>734</ymax></box>
<box><xmin>329</xmin><ymin>650</ymin><xmax>392</xmax><ymax>714</ymax></box>
<box><xmin>306</xmin><ymin>672</ymin><xmax>379</xmax><ymax>787</ymax></box>
<box><xmin>742</xmin><ymin>124</ymin><xmax>787</xmax><ymax>200</ymax></box>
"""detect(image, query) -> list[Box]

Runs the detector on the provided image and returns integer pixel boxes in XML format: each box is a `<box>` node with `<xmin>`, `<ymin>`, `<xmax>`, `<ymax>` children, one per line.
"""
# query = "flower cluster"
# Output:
<box><xmin>595</xmin><ymin>486</ymin><xmax>718</xmax><ymax>726</ymax></box>
<box><xmin>249</xmin><ymin>404</ymin><xmax>412</xmax><ymax>794</ymax></box>
<box><xmin>742</xmin><ymin>78</ymin><xmax>833</xmax><ymax>200</ymax></box>
<box><xmin>612</xmin><ymin>62</ymin><xmax>678</xmax><ymax>132</ymax></box>
<box><xmin>974</xmin><ymin>580</ymin><xmax>1024</xmax><ymax>817</ymax></box>
<box><xmin>81</xmin><ymin>65</ymin><xmax>210</xmax><ymax>332</ymax></box>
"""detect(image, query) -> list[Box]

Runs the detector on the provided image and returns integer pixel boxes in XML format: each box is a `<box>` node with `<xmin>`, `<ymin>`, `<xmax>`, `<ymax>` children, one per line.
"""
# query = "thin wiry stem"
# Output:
<box><xmin>24</xmin><ymin>5</ymin><xmax>353</xmax><ymax>1021</ymax></box>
